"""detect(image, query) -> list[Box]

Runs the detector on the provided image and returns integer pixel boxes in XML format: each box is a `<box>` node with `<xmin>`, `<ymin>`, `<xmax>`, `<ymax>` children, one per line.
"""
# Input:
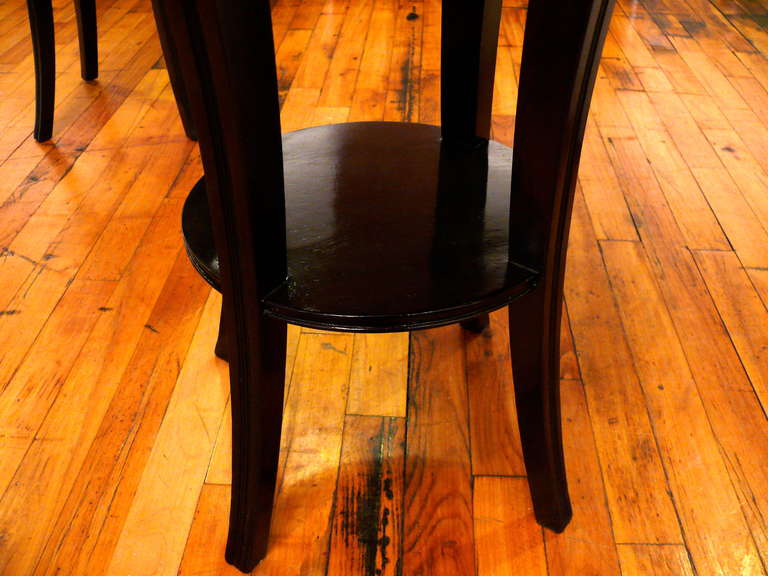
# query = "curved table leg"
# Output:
<box><xmin>508</xmin><ymin>285</ymin><xmax>572</xmax><ymax>531</ymax></box>
<box><xmin>225</xmin><ymin>316</ymin><xmax>286</xmax><ymax>571</ymax></box>
<box><xmin>151</xmin><ymin>0</ymin><xmax>197</xmax><ymax>140</ymax></box>
<box><xmin>74</xmin><ymin>0</ymin><xmax>98</xmax><ymax>81</ymax></box>
<box><xmin>27</xmin><ymin>0</ymin><xmax>55</xmax><ymax>142</ymax></box>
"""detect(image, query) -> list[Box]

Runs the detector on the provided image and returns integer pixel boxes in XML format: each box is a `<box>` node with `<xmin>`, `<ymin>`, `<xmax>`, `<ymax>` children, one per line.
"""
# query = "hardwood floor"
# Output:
<box><xmin>1</xmin><ymin>0</ymin><xmax>767</xmax><ymax>574</ymax></box>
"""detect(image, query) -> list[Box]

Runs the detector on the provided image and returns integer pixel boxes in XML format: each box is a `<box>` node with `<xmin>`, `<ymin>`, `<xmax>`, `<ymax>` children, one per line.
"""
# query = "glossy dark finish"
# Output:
<box><xmin>150</xmin><ymin>0</ymin><xmax>196</xmax><ymax>139</ymax></box>
<box><xmin>182</xmin><ymin>123</ymin><xmax>539</xmax><ymax>332</ymax></box>
<box><xmin>508</xmin><ymin>0</ymin><xmax>616</xmax><ymax>531</ymax></box>
<box><xmin>182</xmin><ymin>179</ymin><xmax>219</xmax><ymax>288</ymax></box>
<box><xmin>156</xmin><ymin>0</ymin><xmax>615</xmax><ymax>570</ymax></box>
<box><xmin>161</xmin><ymin>0</ymin><xmax>286</xmax><ymax>570</ymax></box>
<box><xmin>226</xmin><ymin>315</ymin><xmax>286</xmax><ymax>567</ymax></box>
<box><xmin>26</xmin><ymin>0</ymin><xmax>95</xmax><ymax>142</ymax></box>
<box><xmin>441</xmin><ymin>0</ymin><xmax>501</xmax><ymax>144</ymax></box>
<box><xmin>26</xmin><ymin>0</ymin><xmax>195</xmax><ymax>142</ymax></box>
<box><xmin>74</xmin><ymin>0</ymin><xmax>97</xmax><ymax>80</ymax></box>
<box><xmin>27</xmin><ymin>0</ymin><xmax>54</xmax><ymax>142</ymax></box>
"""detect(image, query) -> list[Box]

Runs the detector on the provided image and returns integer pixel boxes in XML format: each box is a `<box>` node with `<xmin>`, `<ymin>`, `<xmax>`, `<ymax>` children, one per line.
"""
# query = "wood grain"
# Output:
<box><xmin>250</xmin><ymin>332</ymin><xmax>353</xmax><ymax>575</ymax></box>
<box><xmin>347</xmin><ymin>333</ymin><xmax>408</xmax><ymax>418</ymax></box>
<box><xmin>465</xmin><ymin>309</ymin><xmax>525</xmax><ymax>476</ymax></box>
<box><xmin>348</xmin><ymin>0</ymin><xmax>396</xmax><ymax>121</ymax></box>
<box><xmin>602</xmin><ymin>240</ymin><xmax>763</xmax><ymax>576</ymax></box>
<box><xmin>564</xmin><ymin>194</ymin><xmax>682</xmax><ymax>545</ymax></box>
<box><xmin>106</xmin><ymin>292</ymin><xmax>229</xmax><ymax>576</ymax></box>
<box><xmin>31</xmin><ymin>251</ymin><xmax>210</xmax><ymax>576</ymax></box>
<box><xmin>0</xmin><ymin>198</ymin><xmax>191</xmax><ymax>576</ymax></box>
<box><xmin>177</xmin><ymin>484</ymin><xmax>242</xmax><ymax>576</ymax></box>
<box><xmin>327</xmin><ymin>415</ymin><xmax>405</xmax><ymax>576</ymax></box>
<box><xmin>474</xmin><ymin>476</ymin><xmax>547</xmax><ymax>576</ymax></box>
<box><xmin>2</xmin><ymin>0</ymin><xmax>768</xmax><ymax>572</ymax></box>
<box><xmin>204</xmin><ymin>323</ymin><xmax>302</xmax><ymax>486</ymax></box>
<box><xmin>617</xmin><ymin>544</ymin><xmax>696</xmax><ymax>576</ymax></box>
<box><xmin>694</xmin><ymin>250</ymin><xmax>768</xmax><ymax>417</ymax></box>
<box><xmin>608</xmin><ymin>134</ymin><xmax>768</xmax><ymax>566</ymax></box>
<box><xmin>403</xmin><ymin>327</ymin><xmax>475</xmax><ymax>576</ymax></box>
<box><xmin>545</xmin><ymin>380</ymin><xmax>622</xmax><ymax>576</ymax></box>
<box><xmin>747</xmin><ymin>268</ymin><xmax>768</xmax><ymax>309</ymax></box>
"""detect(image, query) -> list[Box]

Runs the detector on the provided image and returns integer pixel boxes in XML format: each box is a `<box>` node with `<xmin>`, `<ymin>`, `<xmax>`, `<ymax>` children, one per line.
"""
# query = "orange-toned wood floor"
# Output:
<box><xmin>1</xmin><ymin>0</ymin><xmax>768</xmax><ymax>574</ymax></box>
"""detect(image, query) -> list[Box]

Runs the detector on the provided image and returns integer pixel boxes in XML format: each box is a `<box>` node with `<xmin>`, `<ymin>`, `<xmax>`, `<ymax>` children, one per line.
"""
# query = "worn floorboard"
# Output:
<box><xmin>1</xmin><ymin>0</ymin><xmax>768</xmax><ymax>574</ymax></box>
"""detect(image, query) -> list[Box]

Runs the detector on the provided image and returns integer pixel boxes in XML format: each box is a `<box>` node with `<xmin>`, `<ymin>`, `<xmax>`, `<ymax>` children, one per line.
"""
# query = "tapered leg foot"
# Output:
<box><xmin>74</xmin><ymin>0</ymin><xmax>97</xmax><ymax>80</ymax></box>
<box><xmin>27</xmin><ymin>0</ymin><xmax>55</xmax><ymax>142</ymax></box>
<box><xmin>460</xmin><ymin>313</ymin><xmax>489</xmax><ymax>334</ymax></box>
<box><xmin>508</xmin><ymin>286</ymin><xmax>572</xmax><ymax>532</ymax></box>
<box><xmin>225</xmin><ymin>316</ymin><xmax>286</xmax><ymax>572</ymax></box>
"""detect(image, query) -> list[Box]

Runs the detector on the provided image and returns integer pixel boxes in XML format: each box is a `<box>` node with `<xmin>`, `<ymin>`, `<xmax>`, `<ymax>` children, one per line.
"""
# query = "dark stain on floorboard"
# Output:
<box><xmin>334</xmin><ymin>417</ymin><xmax>402</xmax><ymax>575</ymax></box>
<box><xmin>358</xmin><ymin>419</ymin><xmax>386</xmax><ymax>575</ymax></box>
<box><xmin>396</xmin><ymin>7</ymin><xmax>419</xmax><ymax>123</ymax></box>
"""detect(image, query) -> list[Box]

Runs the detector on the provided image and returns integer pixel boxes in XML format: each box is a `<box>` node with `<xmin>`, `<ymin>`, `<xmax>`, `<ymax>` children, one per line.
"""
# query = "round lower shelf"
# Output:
<box><xmin>182</xmin><ymin>122</ymin><xmax>538</xmax><ymax>332</ymax></box>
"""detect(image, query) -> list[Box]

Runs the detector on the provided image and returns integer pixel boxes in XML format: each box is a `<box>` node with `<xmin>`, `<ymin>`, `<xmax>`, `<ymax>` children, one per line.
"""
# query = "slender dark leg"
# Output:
<box><xmin>225</xmin><ymin>316</ymin><xmax>286</xmax><ymax>572</ymax></box>
<box><xmin>27</xmin><ymin>0</ymin><xmax>55</xmax><ymax>142</ymax></box>
<box><xmin>441</xmin><ymin>0</ymin><xmax>499</xmax><ymax>337</ymax></box>
<box><xmin>215</xmin><ymin>295</ymin><xmax>230</xmax><ymax>361</ymax></box>
<box><xmin>74</xmin><ymin>0</ymin><xmax>97</xmax><ymax>80</ymax></box>
<box><xmin>441</xmin><ymin>0</ymin><xmax>502</xmax><ymax>143</ymax></box>
<box><xmin>151</xmin><ymin>0</ymin><xmax>197</xmax><ymax>140</ymax></box>
<box><xmin>461</xmin><ymin>313</ymin><xmax>489</xmax><ymax>333</ymax></box>
<box><xmin>507</xmin><ymin>284</ymin><xmax>572</xmax><ymax>531</ymax></box>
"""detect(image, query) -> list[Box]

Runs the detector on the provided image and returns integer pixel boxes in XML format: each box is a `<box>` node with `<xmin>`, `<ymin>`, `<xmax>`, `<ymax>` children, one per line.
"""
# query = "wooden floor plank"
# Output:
<box><xmin>493</xmin><ymin>44</ymin><xmax>519</xmax><ymax>118</ymax></box>
<box><xmin>0</xmin><ymin>148</ymin><xmax>108</xmax><ymax>250</ymax></box>
<box><xmin>30</xmin><ymin>252</ymin><xmax>210</xmax><ymax>576</ymax></box>
<box><xmin>0</xmin><ymin>148</ymin><xmax>111</xmax><ymax>308</ymax></box>
<box><xmin>204</xmin><ymin>323</ymin><xmax>301</xmax><ymax>486</ymax></box>
<box><xmin>0</xmin><ymin>196</ymin><xmax>185</xmax><ymax>528</ymax></box>
<box><xmin>617</xmin><ymin>544</ymin><xmax>696</xmax><ymax>576</ymax></box>
<box><xmin>417</xmin><ymin>0</ymin><xmax>441</xmax><ymax>127</ymax></box>
<box><xmin>693</xmin><ymin>250</ymin><xmax>768</xmax><ymax>416</ymax></box>
<box><xmin>0</xmin><ymin>278</ymin><xmax>116</xmax><ymax>499</ymax></box>
<box><xmin>564</xmin><ymin>194</ymin><xmax>682</xmax><ymax>545</ymax></box>
<box><xmin>545</xmin><ymin>380</ymin><xmax>622</xmax><ymax>576</ymax></box>
<box><xmin>465</xmin><ymin>309</ymin><xmax>525</xmax><ymax>477</ymax></box>
<box><xmin>613</xmin><ymin>160</ymin><xmax>768</xmax><ymax>568</ymax></box>
<box><xmin>403</xmin><ymin>327</ymin><xmax>475</xmax><ymax>576</ymax></box>
<box><xmin>87</xmin><ymin>69</ymin><xmax>174</xmax><ymax>151</ymax></box>
<box><xmin>383</xmin><ymin>2</ymin><xmax>423</xmax><ymax>123</ymax></box>
<box><xmin>578</xmin><ymin>120</ymin><xmax>640</xmax><ymax>242</ymax></box>
<box><xmin>616</xmin><ymin>89</ymin><xmax>730</xmax><ymax>251</ymax></box>
<box><xmin>348</xmin><ymin>0</ymin><xmax>397</xmax><ymax>122</ymax></box>
<box><xmin>560</xmin><ymin>305</ymin><xmax>580</xmax><ymax>381</ymax></box>
<box><xmin>15</xmin><ymin>212</ymin><xmax>190</xmax><ymax>576</ymax></box>
<box><xmin>1</xmin><ymin>0</ymin><xmax>768</xmax><ymax>572</ymax></box>
<box><xmin>0</xmin><ymin>143</ymin><xmax>184</xmax><ymax>405</ymax></box>
<box><xmin>292</xmin><ymin>13</ymin><xmax>345</xmax><ymax>91</ymax></box>
<box><xmin>177</xmin><ymin>484</ymin><xmax>242</xmax><ymax>576</ymax></box>
<box><xmin>602</xmin><ymin>240</ymin><xmax>764</xmax><ymax>576</ymax></box>
<box><xmin>106</xmin><ymin>292</ymin><xmax>229</xmax><ymax>576</ymax></box>
<box><xmin>347</xmin><ymin>333</ymin><xmax>409</xmax><ymax>418</ymax></box>
<box><xmin>327</xmin><ymin>415</ymin><xmax>405</xmax><ymax>576</ymax></box>
<box><xmin>474</xmin><ymin>476</ymin><xmax>547</xmax><ymax>576</ymax></box>
<box><xmin>747</xmin><ymin>267</ymin><xmax>768</xmax><ymax>308</ymax></box>
<box><xmin>317</xmin><ymin>0</ymin><xmax>373</xmax><ymax>108</ymax></box>
<box><xmin>251</xmin><ymin>331</ymin><xmax>352</xmax><ymax>576</ymax></box>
